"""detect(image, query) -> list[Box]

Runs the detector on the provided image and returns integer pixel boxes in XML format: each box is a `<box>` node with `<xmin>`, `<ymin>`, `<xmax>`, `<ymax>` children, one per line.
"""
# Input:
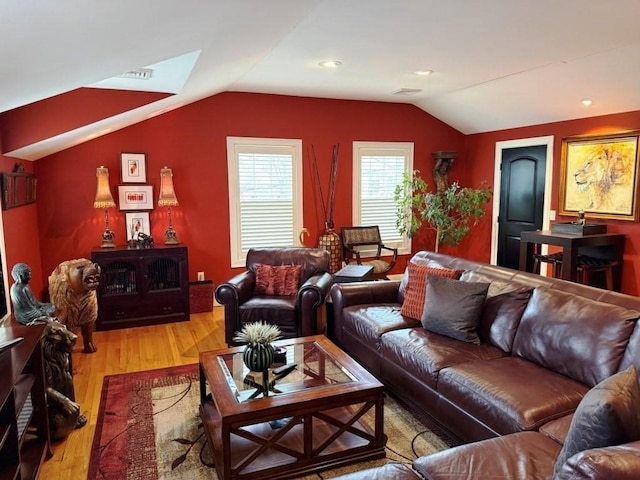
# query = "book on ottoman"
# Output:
<box><xmin>333</xmin><ymin>265</ymin><xmax>374</xmax><ymax>283</ymax></box>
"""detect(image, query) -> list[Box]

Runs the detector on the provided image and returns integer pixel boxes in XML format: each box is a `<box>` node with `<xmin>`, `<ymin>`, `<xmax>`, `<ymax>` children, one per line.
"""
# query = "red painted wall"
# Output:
<box><xmin>0</xmin><ymin>156</ymin><xmax>43</xmax><ymax>299</ymax></box>
<box><xmin>32</xmin><ymin>92</ymin><xmax>466</xmax><ymax>287</ymax></box>
<box><xmin>464</xmin><ymin>110</ymin><xmax>640</xmax><ymax>295</ymax></box>
<box><xmin>0</xmin><ymin>88</ymin><xmax>171</xmax><ymax>153</ymax></box>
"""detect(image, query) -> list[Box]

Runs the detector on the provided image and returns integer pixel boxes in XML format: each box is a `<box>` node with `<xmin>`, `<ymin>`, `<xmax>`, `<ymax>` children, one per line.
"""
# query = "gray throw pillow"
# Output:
<box><xmin>553</xmin><ymin>366</ymin><xmax>640</xmax><ymax>477</ymax></box>
<box><xmin>421</xmin><ymin>274</ymin><xmax>489</xmax><ymax>344</ymax></box>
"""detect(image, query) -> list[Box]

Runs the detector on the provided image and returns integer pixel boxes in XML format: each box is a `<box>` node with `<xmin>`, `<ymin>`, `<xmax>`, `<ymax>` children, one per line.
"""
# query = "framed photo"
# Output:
<box><xmin>125</xmin><ymin>211</ymin><xmax>150</xmax><ymax>241</ymax></box>
<box><xmin>118</xmin><ymin>185</ymin><xmax>153</xmax><ymax>210</ymax></box>
<box><xmin>121</xmin><ymin>153</ymin><xmax>146</xmax><ymax>183</ymax></box>
<box><xmin>559</xmin><ymin>131</ymin><xmax>640</xmax><ymax>221</ymax></box>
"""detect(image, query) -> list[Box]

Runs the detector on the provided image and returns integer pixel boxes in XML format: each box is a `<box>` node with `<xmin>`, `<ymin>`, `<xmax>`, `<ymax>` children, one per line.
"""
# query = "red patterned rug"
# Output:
<box><xmin>89</xmin><ymin>364</ymin><xmax>455</xmax><ymax>479</ymax></box>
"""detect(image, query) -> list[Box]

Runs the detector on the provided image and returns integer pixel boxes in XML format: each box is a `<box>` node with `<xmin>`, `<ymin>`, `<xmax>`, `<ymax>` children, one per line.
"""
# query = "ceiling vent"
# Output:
<box><xmin>393</xmin><ymin>88</ymin><xmax>422</xmax><ymax>96</ymax></box>
<box><xmin>117</xmin><ymin>68</ymin><xmax>154</xmax><ymax>80</ymax></box>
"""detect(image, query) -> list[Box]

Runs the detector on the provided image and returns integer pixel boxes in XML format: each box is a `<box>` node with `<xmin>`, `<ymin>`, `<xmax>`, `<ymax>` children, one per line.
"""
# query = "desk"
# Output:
<box><xmin>519</xmin><ymin>230</ymin><xmax>625</xmax><ymax>291</ymax></box>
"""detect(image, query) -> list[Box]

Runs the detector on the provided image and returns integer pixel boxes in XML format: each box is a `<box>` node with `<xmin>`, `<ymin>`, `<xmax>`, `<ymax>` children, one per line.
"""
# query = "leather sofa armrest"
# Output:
<box><xmin>330</xmin><ymin>280</ymin><xmax>401</xmax><ymax>308</ymax></box>
<box><xmin>330</xmin><ymin>280</ymin><xmax>401</xmax><ymax>346</ymax></box>
<box><xmin>297</xmin><ymin>272</ymin><xmax>333</xmax><ymax>337</ymax></box>
<box><xmin>555</xmin><ymin>441</ymin><xmax>640</xmax><ymax>480</ymax></box>
<box><xmin>215</xmin><ymin>271</ymin><xmax>255</xmax><ymax>345</ymax></box>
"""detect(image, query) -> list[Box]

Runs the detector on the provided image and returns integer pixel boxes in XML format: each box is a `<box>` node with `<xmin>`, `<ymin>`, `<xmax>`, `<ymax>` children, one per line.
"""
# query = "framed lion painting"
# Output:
<box><xmin>559</xmin><ymin>131</ymin><xmax>640</xmax><ymax>221</ymax></box>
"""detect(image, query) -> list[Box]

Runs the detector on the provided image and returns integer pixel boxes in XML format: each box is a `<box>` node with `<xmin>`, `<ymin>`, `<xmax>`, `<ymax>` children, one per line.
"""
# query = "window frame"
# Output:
<box><xmin>226</xmin><ymin>137</ymin><xmax>303</xmax><ymax>268</ymax></box>
<box><xmin>352</xmin><ymin>141</ymin><xmax>414</xmax><ymax>256</ymax></box>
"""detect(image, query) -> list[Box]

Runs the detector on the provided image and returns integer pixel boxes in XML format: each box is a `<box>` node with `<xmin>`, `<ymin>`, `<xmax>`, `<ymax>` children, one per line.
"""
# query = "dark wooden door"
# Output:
<box><xmin>497</xmin><ymin>145</ymin><xmax>546</xmax><ymax>269</ymax></box>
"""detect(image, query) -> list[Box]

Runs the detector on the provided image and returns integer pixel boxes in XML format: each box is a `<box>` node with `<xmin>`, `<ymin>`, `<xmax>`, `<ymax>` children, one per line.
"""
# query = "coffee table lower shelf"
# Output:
<box><xmin>200</xmin><ymin>399</ymin><xmax>385</xmax><ymax>480</ymax></box>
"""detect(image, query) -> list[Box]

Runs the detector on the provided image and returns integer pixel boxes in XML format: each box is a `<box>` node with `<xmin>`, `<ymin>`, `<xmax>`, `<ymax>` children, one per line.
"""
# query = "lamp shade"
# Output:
<box><xmin>158</xmin><ymin>166</ymin><xmax>179</xmax><ymax>207</ymax></box>
<box><xmin>94</xmin><ymin>166</ymin><xmax>116</xmax><ymax>209</ymax></box>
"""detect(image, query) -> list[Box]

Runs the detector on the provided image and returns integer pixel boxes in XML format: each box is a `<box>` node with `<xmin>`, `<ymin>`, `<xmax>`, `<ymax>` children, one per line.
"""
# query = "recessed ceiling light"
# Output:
<box><xmin>318</xmin><ymin>60</ymin><xmax>342</xmax><ymax>68</ymax></box>
<box><xmin>414</xmin><ymin>70</ymin><xmax>433</xmax><ymax>76</ymax></box>
<box><xmin>393</xmin><ymin>88</ymin><xmax>422</xmax><ymax>96</ymax></box>
<box><xmin>581</xmin><ymin>98</ymin><xmax>593</xmax><ymax>106</ymax></box>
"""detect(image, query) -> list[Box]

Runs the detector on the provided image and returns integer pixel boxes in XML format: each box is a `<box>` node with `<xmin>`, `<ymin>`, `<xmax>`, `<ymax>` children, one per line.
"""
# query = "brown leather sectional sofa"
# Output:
<box><xmin>330</xmin><ymin>251</ymin><xmax>640</xmax><ymax>479</ymax></box>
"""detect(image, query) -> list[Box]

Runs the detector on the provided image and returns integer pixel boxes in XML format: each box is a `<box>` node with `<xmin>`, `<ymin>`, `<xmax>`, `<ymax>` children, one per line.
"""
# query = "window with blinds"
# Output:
<box><xmin>227</xmin><ymin>137</ymin><xmax>303</xmax><ymax>267</ymax></box>
<box><xmin>352</xmin><ymin>142</ymin><xmax>413</xmax><ymax>255</ymax></box>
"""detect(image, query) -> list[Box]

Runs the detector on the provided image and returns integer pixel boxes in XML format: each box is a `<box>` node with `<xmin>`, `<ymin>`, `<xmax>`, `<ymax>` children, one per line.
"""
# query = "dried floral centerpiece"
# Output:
<box><xmin>233</xmin><ymin>322</ymin><xmax>282</xmax><ymax>375</ymax></box>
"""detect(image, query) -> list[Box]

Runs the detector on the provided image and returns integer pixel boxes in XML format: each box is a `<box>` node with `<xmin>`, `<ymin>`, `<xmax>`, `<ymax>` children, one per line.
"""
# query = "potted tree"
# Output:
<box><xmin>394</xmin><ymin>170</ymin><xmax>492</xmax><ymax>252</ymax></box>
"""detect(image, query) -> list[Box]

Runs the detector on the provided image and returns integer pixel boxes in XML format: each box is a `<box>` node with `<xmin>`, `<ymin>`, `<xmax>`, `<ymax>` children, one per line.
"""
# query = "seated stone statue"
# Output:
<box><xmin>40</xmin><ymin>318</ymin><xmax>87</xmax><ymax>441</ymax></box>
<box><xmin>10</xmin><ymin>263</ymin><xmax>56</xmax><ymax>325</ymax></box>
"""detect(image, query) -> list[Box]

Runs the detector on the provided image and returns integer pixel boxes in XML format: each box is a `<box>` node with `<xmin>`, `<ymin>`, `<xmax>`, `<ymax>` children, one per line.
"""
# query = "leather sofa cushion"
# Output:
<box><xmin>380</xmin><ymin>328</ymin><xmax>505</xmax><ymax>389</ymax></box>
<box><xmin>481</xmin><ymin>287</ymin><xmax>533</xmax><ymax>352</ymax></box>
<box><xmin>461</xmin><ymin>271</ymin><xmax>533</xmax><ymax>352</ymax></box>
<box><xmin>331</xmin><ymin>462</ymin><xmax>423</xmax><ymax>480</ymax></box>
<box><xmin>413</xmin><ymin>431</ymin><xmax>561</xmax><ymax>480</ymax></box>
<box><xmin>554</xmin><ymin>366</ymin><xmax>640</xmax><ymax>475</ymax></box>
<box><xmin>513</xmin><ymin>287</ymin><xmax>638</xmax><ymax>387</ymax></box>
<box><xmin>342</xmin><ymin>304</ymin><xmax>419</xmax><ymax>350</ymax></box>
<box><xmin>540</xmin><ymin>414</ymin><xmax>573</xmax><ymax>445</ymax></box>
<box><xmin>554</xmin><ymin>440</ymin><xmax>640</xmax><ymax>480</ymax></box>
<box><xmin>437</xmin><ymin>356</ymin><xmax>588</xmax><ymax>434</ymax></box>
<box><xmin>619</xmin><ymin>320</ymin><xmax>640</xmax><ymax>373</ymax></box>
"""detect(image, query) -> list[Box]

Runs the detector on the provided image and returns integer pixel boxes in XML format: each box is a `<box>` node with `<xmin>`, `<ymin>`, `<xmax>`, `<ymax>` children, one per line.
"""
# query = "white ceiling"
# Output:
<box><xmin>3</xmin><ymin>0</ymin><xmax>640</xmax><ymax>160</ymax></box>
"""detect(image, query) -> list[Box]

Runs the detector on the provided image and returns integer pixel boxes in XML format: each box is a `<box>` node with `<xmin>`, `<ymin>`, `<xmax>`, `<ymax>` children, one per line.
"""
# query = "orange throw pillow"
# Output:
<box><xmin>400</xmin><ymin>263</ymin><xmax>463</xmax><ymax>320</ymax></box>
<box><xmin>254</xmin><ymin>264</ymin><xmax>303</xmax><ymax>296</ymax></box>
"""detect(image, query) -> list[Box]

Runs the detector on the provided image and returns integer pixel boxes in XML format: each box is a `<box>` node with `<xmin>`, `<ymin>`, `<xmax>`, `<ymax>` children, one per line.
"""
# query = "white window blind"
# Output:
<box><xmin>227</xmin><ymin>137</ymin><xmax>303</xmax><ymax>267</ymax></box>
<box><xmin>353</xmin><ymin>142</ymin><xmax>413</xmax><ymax>254</ymax></box>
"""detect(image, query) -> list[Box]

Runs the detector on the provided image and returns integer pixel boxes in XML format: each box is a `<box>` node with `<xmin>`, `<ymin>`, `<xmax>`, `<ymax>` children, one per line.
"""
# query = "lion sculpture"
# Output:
<box><xmin>48</xmin><ymin>258</ymin><xmax>101</xmax><ymax>353</ymax></box>
<box><xmin>572</xmin><ymin>146</ymin><xmax>634</xmax><ymax>211</ymax></box>
<box><xmin>41</xmin><ymin>319</ymin><xmax>87</xmax><ymax>441</ymax></box>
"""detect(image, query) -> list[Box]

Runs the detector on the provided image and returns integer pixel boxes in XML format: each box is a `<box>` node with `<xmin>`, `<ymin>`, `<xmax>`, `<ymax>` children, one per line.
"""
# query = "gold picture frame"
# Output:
<box><xmin>559</xmin><ymin>131</ymin><xmax>640</xmax><ymax>221</ymax></box>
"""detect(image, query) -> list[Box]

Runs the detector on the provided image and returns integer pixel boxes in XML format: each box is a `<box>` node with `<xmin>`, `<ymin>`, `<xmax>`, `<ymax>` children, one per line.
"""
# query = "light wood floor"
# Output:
<box><xmin>38</xmin><ymin>308</ymin><xmax>227</xmax><ymax>480</ymax></box>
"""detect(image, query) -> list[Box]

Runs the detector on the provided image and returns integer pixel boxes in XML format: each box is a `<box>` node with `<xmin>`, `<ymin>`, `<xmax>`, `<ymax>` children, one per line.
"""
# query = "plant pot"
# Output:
<box><xmin>243</xmin><ymin>342</ymin><xmax>275</xmax><ymax>372</ymax></box>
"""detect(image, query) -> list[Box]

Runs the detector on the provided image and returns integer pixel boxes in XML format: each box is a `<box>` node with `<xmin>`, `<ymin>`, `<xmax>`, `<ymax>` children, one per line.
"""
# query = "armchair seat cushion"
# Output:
<box><xmin>239</xmin><ymin>296</ymin><xmax>297</xmax><ymax>337</ymax></box>
<box><xmin>364</xmin><ymin>259</ymin><xmax>392</xmax><ymax>274</ymax></box>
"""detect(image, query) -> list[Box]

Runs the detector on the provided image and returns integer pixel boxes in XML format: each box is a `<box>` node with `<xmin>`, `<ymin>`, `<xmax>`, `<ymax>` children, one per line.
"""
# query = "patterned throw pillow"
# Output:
<box><xmin>400</xmin><ymin>263</ymin><xmax>463</xmax><ymax>320</ymax></box>
<box><xmin>254</xmin><ymin>264</ymin><xmax>302</xmax><ymax>296</ymax></box>
<box><xmin>553</xmin><ymin>366</ymin><xmax>640</xmax><ymax>477</ymax></box>
<box><xmin>421</xmin><ymin>274</ymin><xmax>490</xmax><ymax>344</ymax></box>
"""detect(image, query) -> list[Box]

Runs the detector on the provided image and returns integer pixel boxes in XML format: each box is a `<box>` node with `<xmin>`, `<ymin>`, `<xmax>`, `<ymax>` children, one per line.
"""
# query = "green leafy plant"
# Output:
<box><xmin>394</xmin><ymin>170</ymin><xmax>492</xmax><ymax>251</ymax></box>
<box><xmin>232</xmin><ymin>321</ymin><xmax>281</xmax><ymax>345</ymax></box>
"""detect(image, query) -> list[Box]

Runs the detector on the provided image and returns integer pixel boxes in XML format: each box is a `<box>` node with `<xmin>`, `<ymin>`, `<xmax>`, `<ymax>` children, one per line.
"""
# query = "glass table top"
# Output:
<box><xmin>216</xmin><ymin>339</ymin><xmax>356</xmax><ymax>403</ymax></box>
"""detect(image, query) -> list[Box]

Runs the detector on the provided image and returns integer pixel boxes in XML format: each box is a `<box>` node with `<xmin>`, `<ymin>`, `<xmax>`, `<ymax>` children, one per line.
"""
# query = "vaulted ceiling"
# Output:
<box><xmin>3</xmin><ymin>0</ymin><xmax>640</xmax><ymax>160</ymax></box>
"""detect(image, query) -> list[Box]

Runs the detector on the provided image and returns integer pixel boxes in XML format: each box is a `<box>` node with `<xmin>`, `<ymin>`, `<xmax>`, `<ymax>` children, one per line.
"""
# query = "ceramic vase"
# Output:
<box><xmin>243</xmin><ymin>342</ymin><xmax>275</xmax><ymax>372</ymax></box>
<box><xmin>318</xmin><ymin>222</ymin><xmax>342</xmax><ymax>274</ymax></box>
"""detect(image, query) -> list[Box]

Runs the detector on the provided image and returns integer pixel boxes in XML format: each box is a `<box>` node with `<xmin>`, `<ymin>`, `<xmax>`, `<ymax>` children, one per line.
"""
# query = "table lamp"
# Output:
<box><xmin>158</xmin><ymin>166</ymin><xmax>179</xmax><ymax>244</ymax></box>
<box><xmin>94</xmin><ymin>166</ymin><xmax>116</xmax><ymax>248</ymax></box>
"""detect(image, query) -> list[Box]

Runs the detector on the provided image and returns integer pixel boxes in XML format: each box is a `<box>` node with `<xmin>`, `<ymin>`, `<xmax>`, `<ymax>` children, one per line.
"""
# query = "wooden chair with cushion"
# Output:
<box><xmin>215</xmin><ymin>247</ymin><xmax>333</xmax><ymax>346</ymax></box>
<box><xmin>340</xmin><ymin>226</ymin><xmax>398</xmax><ymax>280</ymax></box>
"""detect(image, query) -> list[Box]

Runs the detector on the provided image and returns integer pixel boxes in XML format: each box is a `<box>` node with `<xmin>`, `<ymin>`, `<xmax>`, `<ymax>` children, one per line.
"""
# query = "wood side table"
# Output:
<box><xmin>519</xmin><ymin>230</ymin><xmax>625</xmax><ymax>291</ymax></box>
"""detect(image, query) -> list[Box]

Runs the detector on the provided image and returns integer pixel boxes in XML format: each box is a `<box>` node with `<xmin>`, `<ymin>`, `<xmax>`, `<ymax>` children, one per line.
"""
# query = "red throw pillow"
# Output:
<box><xmin>400</xmin><ymin>262</ymin><xmax>463</xmax><ymax>320</ymax></box>
<box><xmin>254</xmin><ymin>264</ymin><xmax>303</xmax><ymax>296</ymax></box>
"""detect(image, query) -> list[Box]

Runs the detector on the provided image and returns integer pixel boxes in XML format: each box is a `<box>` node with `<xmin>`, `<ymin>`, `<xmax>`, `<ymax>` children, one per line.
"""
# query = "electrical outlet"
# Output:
<box><xmin>550</xmin><ymin>210</ymin><xmax>556</xmax><ymax>221</ymax></box>
<box><xmin>197</xmin><ymin>271</ymin><xmax>205</xmax><ymax>281</ymax></box>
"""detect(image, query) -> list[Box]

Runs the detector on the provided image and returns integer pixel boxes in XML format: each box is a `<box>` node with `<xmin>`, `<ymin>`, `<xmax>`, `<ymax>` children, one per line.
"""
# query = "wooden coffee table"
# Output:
<box><xmin>199</xmin><ymin>335</ymin><xmax>385</xmax><ymax>480</ymax></box>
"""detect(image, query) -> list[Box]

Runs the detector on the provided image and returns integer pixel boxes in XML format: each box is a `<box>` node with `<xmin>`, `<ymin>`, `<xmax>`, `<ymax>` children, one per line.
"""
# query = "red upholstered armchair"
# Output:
<box><xmin>215</xmin><ymin>247</ymin><xmax>333</xmax><ymax>346</ymax></box>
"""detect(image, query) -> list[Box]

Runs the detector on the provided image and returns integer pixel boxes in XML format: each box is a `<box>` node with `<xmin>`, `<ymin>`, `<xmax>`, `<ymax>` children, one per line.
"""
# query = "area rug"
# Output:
<box><xmin>89</xmin><ymin>364</ymin><xmax>457</xmax><ymax>479</ymax></box>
